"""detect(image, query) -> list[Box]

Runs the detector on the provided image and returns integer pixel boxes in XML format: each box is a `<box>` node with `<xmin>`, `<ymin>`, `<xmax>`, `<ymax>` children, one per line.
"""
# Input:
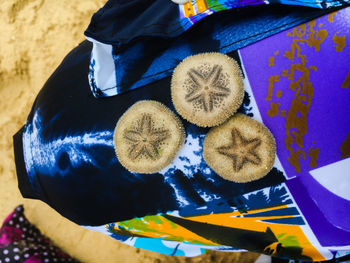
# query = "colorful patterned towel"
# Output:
<box><xmin>13</xmin><ymin>2</ymin><xmax>350</xmax><ymax>261</ymax></box>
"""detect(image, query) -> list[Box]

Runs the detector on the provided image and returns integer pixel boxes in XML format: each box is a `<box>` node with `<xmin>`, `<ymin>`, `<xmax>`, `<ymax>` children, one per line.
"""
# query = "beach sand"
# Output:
<box><xmin>0</xmin><ymin>1</ymin><xmax>259</xmax><ymax>262</ymax></box>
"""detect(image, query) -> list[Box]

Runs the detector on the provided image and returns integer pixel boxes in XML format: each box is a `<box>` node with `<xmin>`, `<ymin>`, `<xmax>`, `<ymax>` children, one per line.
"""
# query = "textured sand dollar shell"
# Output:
<box><xmin>114</xmin><ymin>100</ymin><xmax>185</xmax><ymax>174</ymax></box>
<box><xmin>171</xmin><ymin>52</ymin><xmax>244</xmax><ymax>127</ymax></box>
<box><xmin>203</xmin><ymin>114</ymin><xmax>276</xmax><ymax>183</ymax></box>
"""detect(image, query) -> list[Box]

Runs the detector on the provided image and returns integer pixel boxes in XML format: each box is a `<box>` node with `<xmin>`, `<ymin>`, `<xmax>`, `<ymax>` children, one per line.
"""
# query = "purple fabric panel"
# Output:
<box><xmin>299</xmin><ymin>171</ymin><xmax>350</xmax><ymax>232</ymax></box>
<box><xmin>240</xmin><ymin>7</ymin><xmax>350</xmax><ymax>246</ymax></box>
<box><xmin>286</xmin><ymin>178</ymin><xmax>350</xmax><ymax>246</ymax></box>
<box><xmin>240</xmin><ymin>8</ymin><xmax>350</xmax><ymax>178</ymax></box>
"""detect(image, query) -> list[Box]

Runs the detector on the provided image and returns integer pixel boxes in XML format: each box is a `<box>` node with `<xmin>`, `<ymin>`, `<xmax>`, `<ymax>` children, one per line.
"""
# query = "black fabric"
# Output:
<box><xmin>13</xmin><ymin>127</ymin><xmax>38</xmax><ymax>200</ymax></box>
<box><xmin>85</xmin><ymin>0</ymin><xmax>182</xmax><ymax>47</ymax></box>
<box><xmin>271</xmin><ymin>254</ymin><xmax>350</xmax><ymax>263</ymax></box>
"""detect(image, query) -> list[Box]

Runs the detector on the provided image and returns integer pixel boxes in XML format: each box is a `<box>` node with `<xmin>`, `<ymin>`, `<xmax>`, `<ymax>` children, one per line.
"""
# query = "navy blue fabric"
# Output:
<box><xmin>103</xmin><ymin>5</ymin><xmax>333</xmax><ymax>97</ymax></box>
<box><xmin>85</xmin><ymin>0</ymin><xmax>181</xmax><ymax>47</ymax></box>
<box><xmin>84</xmin><ymin>0</ymin><xmax>344</xmax><ymax>50</ymax></box>
<box><xmin>16</xmin><ymin>41</ymin><xmax>286</xmax><ymax>226</ymax></box>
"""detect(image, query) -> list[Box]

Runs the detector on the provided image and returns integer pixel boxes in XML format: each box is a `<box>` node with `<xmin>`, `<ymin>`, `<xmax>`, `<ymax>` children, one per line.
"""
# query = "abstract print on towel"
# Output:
<box><xmin>88</xmin><ymin>8</ymin><xmax>350</xmax><ymax>259</ymax></box>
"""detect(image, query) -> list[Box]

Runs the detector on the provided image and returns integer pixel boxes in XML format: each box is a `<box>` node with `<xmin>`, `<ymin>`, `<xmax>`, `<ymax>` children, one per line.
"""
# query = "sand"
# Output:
<box><xmin>0</xmin><ymin>1</ymin><xmax>259</xmax><ymax>262</ymax></box>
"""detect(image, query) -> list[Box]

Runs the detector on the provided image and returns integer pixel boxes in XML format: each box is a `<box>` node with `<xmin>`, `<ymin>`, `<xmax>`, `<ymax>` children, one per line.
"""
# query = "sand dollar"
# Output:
<box><xmin>203</xmin><ymin>114</ymin><xmax>276</xmax><ymax>183</ymax></box>
<box><xmin>171</xmin><ymin>52</ymin><xmax>244</xmax><ymax>127</ymax></box>
<box><xmin>114</xmin><ymin>100</ymin><xmax>185</xmax><ymax>174</ymax></box>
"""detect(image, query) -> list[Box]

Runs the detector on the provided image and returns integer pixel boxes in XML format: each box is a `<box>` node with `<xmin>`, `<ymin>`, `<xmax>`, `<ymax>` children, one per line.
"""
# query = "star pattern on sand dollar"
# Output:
<box><xmin>217</xmin><ymin>128</ymin><xmax>262</xmax><ymax>172</ymax></box>
<box><xmin>185</xmin><ymin>65</ymin><xmax>230</xmax><ymax>112</ymax></box>
<box><xmin>124</xmin><ymin>114</ymin><xmax>169</xmax><ymax>160</ymax></box>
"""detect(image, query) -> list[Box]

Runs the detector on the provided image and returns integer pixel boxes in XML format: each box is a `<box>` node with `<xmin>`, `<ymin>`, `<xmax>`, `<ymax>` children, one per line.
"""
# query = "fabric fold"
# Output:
<box><xmin>85</xmin><ymin>0</ymin><xmax>349</xmax><ymax>47</ymax></box>
<box><xmin>86</xmin><ymin>4</ymin><xmax>340</xmax><ymax>98</ymax></box>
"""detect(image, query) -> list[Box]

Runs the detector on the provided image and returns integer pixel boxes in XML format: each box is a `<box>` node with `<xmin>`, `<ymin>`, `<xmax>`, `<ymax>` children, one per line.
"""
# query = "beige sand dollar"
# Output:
<box><xmin>203</xmin><ymin>114</ymin><xmax>276</xmax><ymax>183</ymax></box>
<box><xmin>171</xmin><ymin>52</ymin><xmax>244</xmax><ymax>127</ymax></box>
<box><xmin>114</xmin><ymin>100</ymin><xmax>185</xmax><ymax>174</ymax></box>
